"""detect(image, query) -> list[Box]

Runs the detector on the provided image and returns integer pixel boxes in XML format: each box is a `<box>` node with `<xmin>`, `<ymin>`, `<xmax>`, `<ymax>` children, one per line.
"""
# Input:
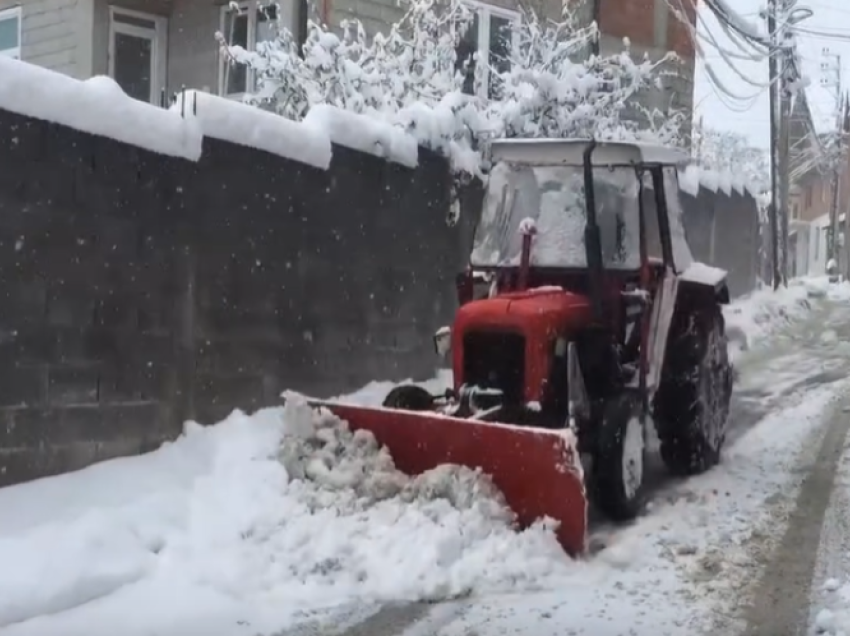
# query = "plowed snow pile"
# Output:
<box><xmin>723</xmin><ymin>277</ymin><xmax>844</xmax><ymax>359</ymax></box>
<box><xmin>0</xmin><ymin>394</ymin><xmax>568</xmax><ymax>632</ymax></box>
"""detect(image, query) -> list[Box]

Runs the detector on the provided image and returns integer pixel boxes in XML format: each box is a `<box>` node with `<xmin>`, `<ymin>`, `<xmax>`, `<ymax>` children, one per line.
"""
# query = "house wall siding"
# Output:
<box><xmin>0</xmin><ymin>0</ymin><xmax>88</xmax><ymax>78</ymax></box>
<box><xmin>166</xmin><ymin>0</ymin><xmax>219</xmax><ymax>94</ymax></box>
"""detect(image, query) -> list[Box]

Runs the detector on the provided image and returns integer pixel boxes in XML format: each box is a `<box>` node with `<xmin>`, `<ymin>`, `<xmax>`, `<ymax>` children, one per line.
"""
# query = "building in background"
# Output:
<box><xmin>594</xmin><ymin>0</ymin><xmax>697</xmax><ymax>139</ymax></box>
<box><xmin>0</xmin><ymin>0</ymin><xmax>697</xmax><ymax>130</ymax></box>
<box><xmin>768</xmin><ymin>90</ymin><xmax>826</xmax><ymax>278</ymax></box>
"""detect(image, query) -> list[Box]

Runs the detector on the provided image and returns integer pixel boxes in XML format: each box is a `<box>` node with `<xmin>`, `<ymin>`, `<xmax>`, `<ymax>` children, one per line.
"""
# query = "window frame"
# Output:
<box><xmin>107</xmin><ymin>6</ymin><xmax>168</xmax><ymax>105</ymax></box>
<box><xmin>218</xmin><ymin>1</ymin><xmax>284</xmax><ymax>100</ymax></box>
<box><xmin>0</xmin><ymin>6</ymin><xmax>22</xmax><ymax>60</ymax></box>
<box><xmin>456</xmin><ymin>0</ymin><xmax>520</xmax><ymax>99</ymax></box>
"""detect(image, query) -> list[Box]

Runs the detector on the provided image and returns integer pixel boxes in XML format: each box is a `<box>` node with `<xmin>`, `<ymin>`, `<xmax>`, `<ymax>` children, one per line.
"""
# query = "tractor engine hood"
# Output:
<box><xmin>450</xmin><ymin>287</ymin><xmax>593</xmax><ymax>403</ymax></box>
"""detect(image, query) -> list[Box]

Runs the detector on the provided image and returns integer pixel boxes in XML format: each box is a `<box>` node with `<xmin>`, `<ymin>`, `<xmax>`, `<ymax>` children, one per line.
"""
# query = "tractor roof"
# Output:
<box><xmin>489</xmin><ymin>138</ymin><xmax>690</xmax><ymax>168</ymax></box>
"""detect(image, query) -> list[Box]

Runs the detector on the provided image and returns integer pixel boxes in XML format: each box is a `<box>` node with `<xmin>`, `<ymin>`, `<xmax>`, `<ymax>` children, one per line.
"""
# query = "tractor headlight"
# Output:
<box><xmin>434</xmin><ymin>326</ymin><xmax>451</xmax><ymax>357</ymax></box>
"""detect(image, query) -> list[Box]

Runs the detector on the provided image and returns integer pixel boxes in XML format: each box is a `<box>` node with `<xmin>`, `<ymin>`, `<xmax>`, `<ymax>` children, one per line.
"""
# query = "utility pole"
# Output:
<box><xmin>822</xmin><ymin>50</ymin><xmax>842</xmax><ymax>270</ymax></box>
<box><xmin>780</xmin><ymin>54</ymin><xmax>793</xmax><ymax>287</ymax></box>
<box><xmin>763</xmin><ymin>0</ymin><xmax>812</xmax><ymax>287</ymax></box>
<box><xmin>841</xmin><ymin>98</ymin><xmax>850</xmax><ymax>277</ymax></box>
<box><xmin>767</xmin><ymin>0</ymin><xmax>781</xmax><ymax>289</ymax></box>
<box><xmin>767</xmin><ymin>0</ymin><xmax>782</xmax><ymax>290</ymax></box>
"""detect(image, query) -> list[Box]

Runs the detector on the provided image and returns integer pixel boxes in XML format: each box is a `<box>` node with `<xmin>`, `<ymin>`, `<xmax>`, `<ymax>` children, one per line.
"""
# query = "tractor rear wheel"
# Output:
<box><xmin>383</xmin><ymin>385</ymin><xmax>434</xmax><ymax>411</ymax></box>
<box><xmin>654</xmin><ymin>307</ymin><xmax>732</xmax><ymax>476</ymax></box>
<box><xmin>592</xmin><ymin>392</ymin><xmax>646</xmax><ymax>521</ymax></box>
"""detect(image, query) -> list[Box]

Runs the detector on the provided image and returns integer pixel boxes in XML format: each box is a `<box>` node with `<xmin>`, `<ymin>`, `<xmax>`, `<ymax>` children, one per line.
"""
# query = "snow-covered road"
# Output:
<box><xmin>1</xmin><ymin>278</ymin><xmax>850</xmax><ymax>636</ymax></box>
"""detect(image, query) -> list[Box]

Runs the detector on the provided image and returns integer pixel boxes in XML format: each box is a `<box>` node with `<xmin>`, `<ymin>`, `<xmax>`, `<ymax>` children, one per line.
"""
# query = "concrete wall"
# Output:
<box><xmin>0</xmin><ymin>0</ymin><xmax>92</xmax><ymax>77</ymax></box>
<box><xmin>0</xmin><ymin>103</ymin><xmax>477</xmax><ymax>487</ymax></box>
<box><xmin>680</xmin><ymin>187</ymin><xmax>761</xmax><ymax>298</ymax></box>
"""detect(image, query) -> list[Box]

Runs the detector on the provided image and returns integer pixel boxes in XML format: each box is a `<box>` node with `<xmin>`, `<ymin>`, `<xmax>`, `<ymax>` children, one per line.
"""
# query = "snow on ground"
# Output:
<box><xmin>420</xmin><ymin>381</ymin><xmax>849</xmax><ymax>636</ymax></box>
<box><xmin>0</xmin><ymin>394</ymin><xmax>569</xmax><ymax>636</ymax></box>
<box><xmin>0</xmin><ymin>279</ymin><xmax>846</xmax><ymax>635</ymax></box>
<box><xmin>724</xmin><ymin>277</ymin><xmax>850</xmax><ymax>360</ymax></box>
<box><xmin>2</xmin><ymin>376</ymin><xmax>839</xmax><ymax>636</ymax></box>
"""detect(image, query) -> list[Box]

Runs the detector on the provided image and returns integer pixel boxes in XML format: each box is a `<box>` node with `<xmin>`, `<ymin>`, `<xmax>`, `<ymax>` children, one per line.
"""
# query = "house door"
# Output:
<box><xmin>108</xmin><ymin>7</ymin><xmax>168</xmax><ymax>104</ymax></box>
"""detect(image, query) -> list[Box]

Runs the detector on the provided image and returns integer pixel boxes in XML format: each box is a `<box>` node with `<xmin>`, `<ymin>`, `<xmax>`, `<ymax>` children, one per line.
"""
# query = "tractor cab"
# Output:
<box><xmin>462</xmin><ymin>138</ymin><xmax>696</xmax><ymax>310</ymax></box>
<box><xmin>442</xmin><ymin>139</ymin><xmax>709</xmax><ymax>424</ymax></box>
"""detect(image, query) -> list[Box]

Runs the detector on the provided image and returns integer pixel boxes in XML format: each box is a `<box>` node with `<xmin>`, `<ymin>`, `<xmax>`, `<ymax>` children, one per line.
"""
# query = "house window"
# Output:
<box><xmin>455</xmin><ymin>1</ymin><xmax>519</xmax><ymax>99</ymax></box>
<box><xmin>0</xmin><ymin>6</ymin><xmax>21</xmax><ymax>59</ymax></box>
<box><xmin>805</xmin><ymin>185</ymin><xmax>812</xmax><ymax>208</ymax></box>
<box><xmin>108</xmin><ymin>7</ymin><xmax>168</xmax><ymax>104</ymax></box>
<box><xmin>219</xmin><ymin>2</ymin><xmax>281</xmax><ymax>98</ymax></box>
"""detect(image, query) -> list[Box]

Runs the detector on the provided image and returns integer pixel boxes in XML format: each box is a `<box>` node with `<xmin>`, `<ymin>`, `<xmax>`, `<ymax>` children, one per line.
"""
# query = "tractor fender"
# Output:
<box><xmin>676</xmin><ymin>263</ymin><xmax>730</xmax><ymax>310</ymax></box>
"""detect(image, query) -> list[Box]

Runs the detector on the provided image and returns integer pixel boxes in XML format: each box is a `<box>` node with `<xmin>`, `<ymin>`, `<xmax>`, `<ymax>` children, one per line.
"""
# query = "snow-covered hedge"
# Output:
<box><xmin>219</xmin><ymin>0</ymin><xmax>687</xmax><ymax>174</ymax></box>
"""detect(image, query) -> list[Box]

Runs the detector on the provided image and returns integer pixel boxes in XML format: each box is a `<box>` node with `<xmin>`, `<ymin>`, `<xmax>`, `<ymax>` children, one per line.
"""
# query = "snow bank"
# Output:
<box><xmin>723</xmin><ymin>277</ymin><xmax>850</xmax><ymax>358</ymax></box>
<box><xmin>0</xmin><ymin>57</ymin><xmax>202</xmax><ymax>160</ymax></box>
<box><xmin>0</xmin><ymin>394</ymin><xmax>569</xmax><ymax>632</ymax></box>
<box><xmin>812</xmin><ymin>574</ymin><xmax>850</xmax><ymax>634</ymax></box>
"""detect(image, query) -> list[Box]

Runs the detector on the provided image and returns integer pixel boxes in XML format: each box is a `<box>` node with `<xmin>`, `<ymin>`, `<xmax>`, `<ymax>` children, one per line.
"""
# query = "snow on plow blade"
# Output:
<box><xmin>311</xmin><ymin>400</ymin><xmax>588</xmax><ymax>556</ymax></box>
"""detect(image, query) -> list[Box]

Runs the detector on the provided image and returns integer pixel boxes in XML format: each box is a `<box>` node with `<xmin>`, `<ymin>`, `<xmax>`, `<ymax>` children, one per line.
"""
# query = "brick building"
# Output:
<box><xmin>595</xmin><ymin>0</ymin><xmax>697</xmax><ymax>132</ymax></box>
<box><xmin>784</xmin><ymin>93</ymin><xmax>839</xmax><ymax>276</ymax></box>
<box><xmin>0</xmin><ymin>0</ymin><xmax>697</xmax><ymax>128</ymax></box>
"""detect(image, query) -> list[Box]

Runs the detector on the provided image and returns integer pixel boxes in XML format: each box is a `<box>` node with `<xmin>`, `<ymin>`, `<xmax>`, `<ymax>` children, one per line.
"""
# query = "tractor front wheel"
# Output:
<box><xmin>654</xmin><ymin>307</ymin><xmax>732</xmax><ymax>476</ymax></box>
<box><xmin>383</xmin><ymin>385</ymin><xmax>434</xmax><ymax>411</ymax></box>
<box><xmin>592</xmin><ymin>392</ymin><xmax>646</xmax><ymax>521</ymax></box>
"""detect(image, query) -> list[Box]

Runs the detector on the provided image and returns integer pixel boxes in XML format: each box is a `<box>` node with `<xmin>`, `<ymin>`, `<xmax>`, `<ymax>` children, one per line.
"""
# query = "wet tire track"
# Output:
<box><xmin>740</xmin><ymin>394</ymin><xmax>850</xmax><ymax>636</ymax></box>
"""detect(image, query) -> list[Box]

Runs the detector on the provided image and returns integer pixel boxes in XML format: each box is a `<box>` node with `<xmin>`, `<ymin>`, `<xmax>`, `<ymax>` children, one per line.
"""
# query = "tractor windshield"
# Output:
<box><xmin>470</xmin><ymin>162</ymin><xmax>641</xmax><ymax>269</ymax></box>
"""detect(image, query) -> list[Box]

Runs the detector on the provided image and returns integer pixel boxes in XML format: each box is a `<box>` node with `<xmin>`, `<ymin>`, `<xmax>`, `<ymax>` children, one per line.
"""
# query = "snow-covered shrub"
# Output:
<box><xmin>217</xmin><ymin>0</ymin><xmax>685</xmax><ymax>173</ymax></box>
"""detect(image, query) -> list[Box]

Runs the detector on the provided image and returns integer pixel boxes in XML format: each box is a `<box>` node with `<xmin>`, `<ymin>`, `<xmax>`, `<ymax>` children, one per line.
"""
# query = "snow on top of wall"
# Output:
<box><xmin>170</xmin><ymin>90</ymin><xmax>332</xmax><ymax>170</ymax></box>
<box><xmin>0</xmin><ymin>58</ymin><xmax>769</xmax><ymax>190</ymax></box>
<box><xmin>0</xmin><ymin>57</ymin><xmax>425</xmax><ymax>171</ymax></box>
<box><xmin>677</xmin><ymin>164</ymin><xmax>701</xmax><ymax>197</ymax></box>
<box><xmin>395</xmin><ymin>94</ymin><xmax>482</xmax><ymax>175</ymax></box>
<box><xmin>677</xmin><ymin>163</ymin><xmax>760</xmax><ymax>200</ymax></box>
<box><xmin>303</xmin><ymin>105</ymin><xmax>419</xmax><ymax>168</ymax></box>
<box><xmin>0</xmin><ymin>57</ymin><xmax>203</xmax><ymax>160</ymax></box>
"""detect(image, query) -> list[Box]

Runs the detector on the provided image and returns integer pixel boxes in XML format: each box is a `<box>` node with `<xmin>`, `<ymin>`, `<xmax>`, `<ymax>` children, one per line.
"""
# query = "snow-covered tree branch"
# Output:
<box><xmin>217</xmin><ymin>0</ymin><xmax>687</xmax><ymax>173</ymax></box>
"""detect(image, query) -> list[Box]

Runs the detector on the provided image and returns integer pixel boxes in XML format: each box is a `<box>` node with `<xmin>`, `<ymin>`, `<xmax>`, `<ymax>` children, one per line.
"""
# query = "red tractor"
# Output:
<box><xmin>313</xmin><ymin>139</ymin><xmax>734</xmax><ymax>556</ymax></box>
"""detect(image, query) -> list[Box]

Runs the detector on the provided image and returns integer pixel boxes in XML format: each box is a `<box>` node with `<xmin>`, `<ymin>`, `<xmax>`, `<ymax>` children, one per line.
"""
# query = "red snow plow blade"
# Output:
<box><xmin>312</xmin><ymin>400</ymin><xmax>588</xmax><ymax>556</ymax></box>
